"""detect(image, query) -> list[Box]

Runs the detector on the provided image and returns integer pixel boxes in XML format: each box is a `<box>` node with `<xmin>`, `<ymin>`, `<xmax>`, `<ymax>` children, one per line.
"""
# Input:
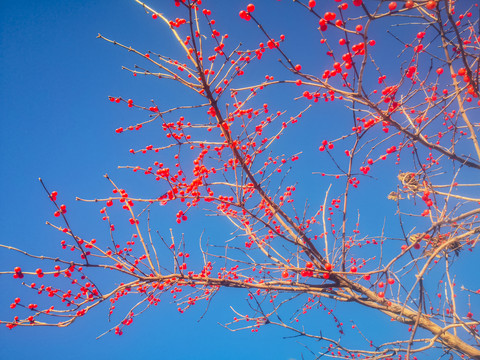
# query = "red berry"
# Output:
<box><xmin>246</xmin><ymin>3</ymin><xmax>255</xmax><ymax>13</ymax></box>
<box><xmin>405</xmin><ymin>0</ymin><xmax>414</xmax><ymax>9</ymax></box>
<box><xmin>425</xmin><ymin>1</ymin><xmax>436</xmax><ymax>10</ymax></box>
<box><xmin>282</xmin><ymin>270</ymin><xmax>289</xmax><ymax>278</ymax></box>
<box><xmin>308</xmin><ymin>0</ymin><xmax>316</xmax><ymax>7</ymax></box>
<box><xmin>14</xmin><ymin>267</ymin><xmax>21</xmax><ymax>273</ymax></box>
<box><xmin>350</xmin><ymin>266</ymin><xmax>357</xmax><ymax>273</ymax></box>
<box><xmin>306</xmin><ymin>262</ymin><xmax>313</xmax><ymax>269</ymax></box>
<box><xmin>324</xmin><ymin>12</ymin><xmax>336</xmax><ymax>21</ymax></box>
<box><xmin>388</xmin><ymin>2</ymin><xmax>397</xmax><ymax>11</ymax></box>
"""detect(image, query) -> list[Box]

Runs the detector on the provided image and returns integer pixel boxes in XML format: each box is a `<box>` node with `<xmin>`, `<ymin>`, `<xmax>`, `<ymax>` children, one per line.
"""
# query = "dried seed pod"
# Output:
<box><xmin>398</xmin><ymin>171</ymin><xmax>420</xmax><ymax>192</ymax></box>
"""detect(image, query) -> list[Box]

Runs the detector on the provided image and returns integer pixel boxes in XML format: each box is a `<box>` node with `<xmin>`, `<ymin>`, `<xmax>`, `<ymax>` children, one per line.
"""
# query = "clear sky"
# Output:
<box><xmin>0</xmin><ymin>2</ymin><xmax>333</xmax><ymax>359</ymax></box>
<box><xmin>1</xmin><ymin>1</ymin><xmax>479</xmax><ymax>359</ymax></box>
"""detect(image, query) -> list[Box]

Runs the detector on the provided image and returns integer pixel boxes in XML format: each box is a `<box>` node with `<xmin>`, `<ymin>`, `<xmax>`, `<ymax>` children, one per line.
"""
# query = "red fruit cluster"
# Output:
<box><xmin>239</xmin><ymin>4</ymin><xmax>255</xmax><ymax>21</ymax></box>
<box><xmin>422</xmin><ymin>190</ymin><xmax>433</xmax><ymax>207</ymax></box>
<box><xmin>319</xmin><ymin>140</ymin><xmax>334</xmax><ymax>152</ymax></box>
<box><xmin>13</xmin><ymin>267</ymin><xmax>23</xmax><ymax>279</ymax></box>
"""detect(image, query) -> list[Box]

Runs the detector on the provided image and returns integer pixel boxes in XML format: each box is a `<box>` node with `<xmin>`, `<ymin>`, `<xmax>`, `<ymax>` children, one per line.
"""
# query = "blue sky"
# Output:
<box><xmin>1</xmin><ymin>1</ymin><xmax>479</xmax><ymax>359</ymax></box>
<box><xmin>0</xmin><ymin>2</ymin><xmax>336</xmax><ymax>359</ymax></box>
